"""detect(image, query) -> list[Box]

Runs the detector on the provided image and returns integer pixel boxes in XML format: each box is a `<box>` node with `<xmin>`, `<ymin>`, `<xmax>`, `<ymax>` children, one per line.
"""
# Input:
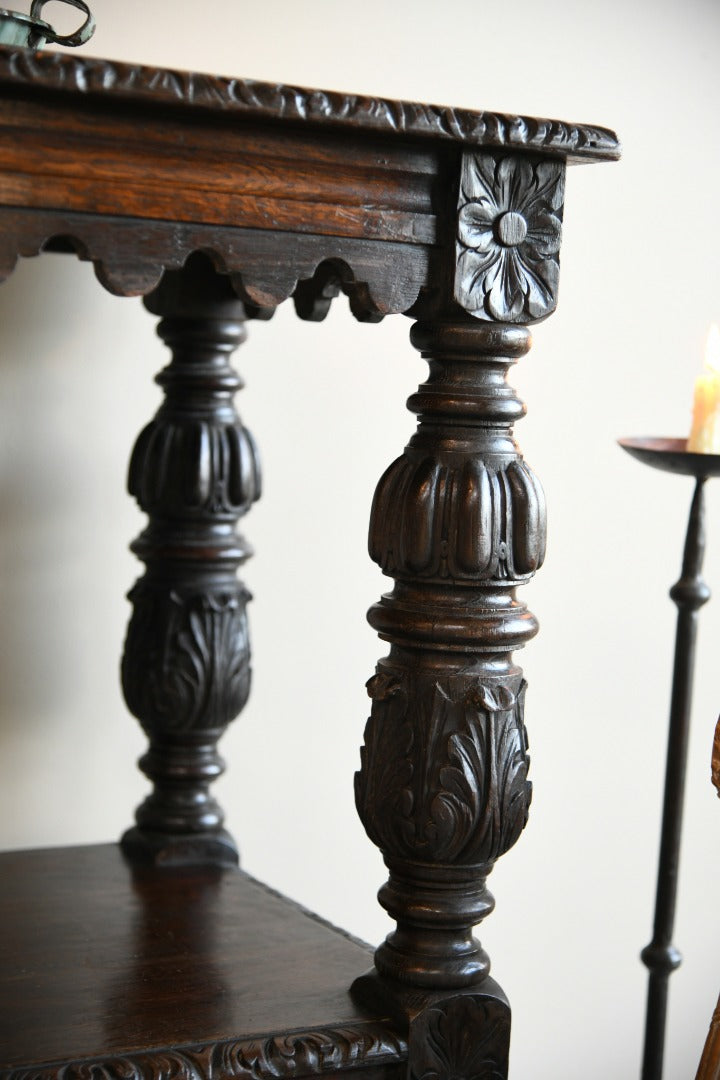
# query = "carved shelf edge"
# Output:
<box><xmin>2</xmin><ymin>1022</ymin><xmax>409</xmax><ymax>1080</ymax></box>
<box><xmin>0</xmin><ymin>207</ymin><xmax>434</xmax><ymax>316</ymax></box>
<box><xmin>0</xmin><ymin>47</ymin><xmax>619</xmax><ymax>164</ymax></box>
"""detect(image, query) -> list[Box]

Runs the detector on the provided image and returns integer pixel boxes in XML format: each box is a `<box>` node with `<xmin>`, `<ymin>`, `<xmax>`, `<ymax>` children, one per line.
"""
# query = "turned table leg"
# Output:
<box><xmin>121</xmin><ymin>253</ymin><xmax>260</xmax><ymax>867</ymax></box>
<box><xmin>354</xmin><ymin>317</ymin><xmax>543</xmax><ymax>1071</ymax></box>
<box><xmin>354</xmin><ymin>149</ymin><xmax>566</xmax><ymax>1076</ymax></box>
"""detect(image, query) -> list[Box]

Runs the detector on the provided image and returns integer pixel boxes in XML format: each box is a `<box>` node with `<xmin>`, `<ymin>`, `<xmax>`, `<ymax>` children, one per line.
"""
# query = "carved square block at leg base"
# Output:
<box><xmin>352</xmin><ymin>971</ymin><xmax>510</xmax><ymax>1080</ymax></box>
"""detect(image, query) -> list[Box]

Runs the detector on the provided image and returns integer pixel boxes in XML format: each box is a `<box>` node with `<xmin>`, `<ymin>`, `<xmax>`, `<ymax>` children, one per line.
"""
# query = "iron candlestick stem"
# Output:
<box><xmin>640</xmin><ymin>476</ymin><xmax>710</xmax><ymax>1078</ymax></box>
<box><xmin>619</xmin><ymin>436</ymin><xmax>720</xmax><ymax>1080</ymax></box>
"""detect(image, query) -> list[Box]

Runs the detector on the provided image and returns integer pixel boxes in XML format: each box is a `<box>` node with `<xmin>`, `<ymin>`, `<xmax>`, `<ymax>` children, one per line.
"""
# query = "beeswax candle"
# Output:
<box><xmin>688</xmin><ymin>325</ymin><xmax>720</xmax><ymax>453</ymax></box>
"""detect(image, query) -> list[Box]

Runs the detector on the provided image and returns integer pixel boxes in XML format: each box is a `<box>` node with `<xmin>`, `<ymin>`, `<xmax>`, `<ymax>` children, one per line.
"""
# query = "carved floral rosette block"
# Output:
<box><xmin>355</xmin><ymin>152</ymin><xmax>564</xmax><ymax>1037</ymax></box>
<box><xmin>121</xmin><ymin>253</ymin><xmax>260</xmax><ymax>867</ymax></box>
<box><xmin>455</xmin><ymin>153</ymin><xmax>564</xmax><ymax>323</ymax></box>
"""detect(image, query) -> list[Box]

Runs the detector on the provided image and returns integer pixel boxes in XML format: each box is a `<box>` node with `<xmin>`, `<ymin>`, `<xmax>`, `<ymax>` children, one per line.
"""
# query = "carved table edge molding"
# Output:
<box><xmin>0</xmin><ymin>1021</ymin><xmax>409</xmax><ymax>1080</ymax></box>
<box><xmin>0</xmin><ymin>46</ymin><xmax>620</xmax><ymax>163</ymax></box>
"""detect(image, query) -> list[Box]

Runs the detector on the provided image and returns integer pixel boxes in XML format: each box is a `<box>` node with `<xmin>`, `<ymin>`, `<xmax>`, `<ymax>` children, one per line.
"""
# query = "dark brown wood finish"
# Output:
<box><xmin>352</xmin><ymin>153</ymin><xmax>562</xmax><ymax>1072</ymax></box>
<box><xmin>356</xmin><ymin>320</ymin><xmax>539</xmax><ymax>991</ymax></box>
<box><xmin>0</xmin><ymin>43</ymin><xmax>618</xmax><ymax>1080</ymax></box>
<box><xmin>0</xmin><ymin>844</ymin><xmax>407</xmax><ymax>1077</ymax></box>
<box><xmin>121</xmin><ymin>253</ymin><xmax>260</xmax><ymax>866</ymax></box>
<box><xmin>0</xmin><ymin>49</ymin><xmax>619</xmax><ymax>161</ymax></box>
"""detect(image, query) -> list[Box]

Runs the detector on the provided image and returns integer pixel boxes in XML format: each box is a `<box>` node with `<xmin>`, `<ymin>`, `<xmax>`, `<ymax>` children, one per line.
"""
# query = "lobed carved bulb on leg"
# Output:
<box><xmin>121</xmin><ymin>253</ymin><xmax>261</xmax><ymax>867</ymax></box>
<box><xmin>355</xmin><ymin>318</ymin><xmax>545</xmax><ymax>989</ymax></box>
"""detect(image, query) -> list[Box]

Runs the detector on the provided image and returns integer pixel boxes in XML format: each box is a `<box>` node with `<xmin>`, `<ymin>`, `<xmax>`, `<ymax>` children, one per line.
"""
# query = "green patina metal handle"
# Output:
<box><xmin>0</xmin><ymin>0</ymin><xmax>94</xmax><ymax>49</ymax></box>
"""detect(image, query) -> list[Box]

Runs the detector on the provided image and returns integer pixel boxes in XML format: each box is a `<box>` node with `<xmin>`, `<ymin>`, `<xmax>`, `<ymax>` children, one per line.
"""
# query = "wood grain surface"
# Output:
<box><xmin>0</xmin><ymin>46</ymin><xmax>620</xmax><ymax>163</ymax></box>
<box><xmin>0</xmin><ymin>844</ymin><xmax>406</xmax><ymax>1077</ymax></box>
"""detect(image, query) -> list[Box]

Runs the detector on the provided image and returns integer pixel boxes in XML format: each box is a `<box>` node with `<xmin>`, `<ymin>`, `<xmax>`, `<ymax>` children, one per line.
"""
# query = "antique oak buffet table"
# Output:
<box><xmin>0</xmin><ymin>46</ymin><xmax>619</xmax><ymax>1080</ymax></box>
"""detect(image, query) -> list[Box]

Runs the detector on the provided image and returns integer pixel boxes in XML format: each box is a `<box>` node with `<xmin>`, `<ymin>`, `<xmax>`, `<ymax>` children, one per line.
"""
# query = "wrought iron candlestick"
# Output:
<box><xmin>620</xmin><ymin>436</ymin><xmax>720</xmax><ymax>1080</ymax></box>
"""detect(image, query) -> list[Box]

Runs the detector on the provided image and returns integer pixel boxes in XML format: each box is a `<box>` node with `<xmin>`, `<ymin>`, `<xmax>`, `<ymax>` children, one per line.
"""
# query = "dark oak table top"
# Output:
<box><xmin>0</xmin><ymin>46</ymin><xmax>620</xmax><ymax>163</ymax></box>
<box><xmin>0</xmin><ymin>44</ymin><xmax>619</xmax><ymax>312</ymax></box>
<box><xmin>0</xmin><ymin>844</ymin><xmax>407</xmax><ymax>1077</ymax></box>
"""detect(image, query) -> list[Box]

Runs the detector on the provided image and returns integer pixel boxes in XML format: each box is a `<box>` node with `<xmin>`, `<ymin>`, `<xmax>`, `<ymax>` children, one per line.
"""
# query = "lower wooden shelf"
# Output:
<box><xmin>0</xmin><ymin>843</ymin><xmax>406</xmax><ymax>1080</ymax></box>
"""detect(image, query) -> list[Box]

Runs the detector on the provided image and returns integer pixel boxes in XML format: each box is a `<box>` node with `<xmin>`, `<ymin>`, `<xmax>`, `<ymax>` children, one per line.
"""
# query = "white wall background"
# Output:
<box><xmin>1</xmin><ymin>1</ymin><xmax>719</xmax><ymax>1076</ymax></box>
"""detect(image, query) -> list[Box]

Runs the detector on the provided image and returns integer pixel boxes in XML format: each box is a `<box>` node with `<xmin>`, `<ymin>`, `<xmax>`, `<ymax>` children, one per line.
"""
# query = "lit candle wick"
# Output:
<box><xmin>687</xmin><ymin>324</ymin><xmax>720</xmax><ymax>453</ymax></box>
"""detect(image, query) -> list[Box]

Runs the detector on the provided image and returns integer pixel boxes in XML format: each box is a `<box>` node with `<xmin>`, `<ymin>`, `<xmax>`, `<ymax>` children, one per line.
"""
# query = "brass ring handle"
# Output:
<box><xmin>29</xmin><ymin>0</ymin><xmax>94</xmax><ymax>47</ymax></box>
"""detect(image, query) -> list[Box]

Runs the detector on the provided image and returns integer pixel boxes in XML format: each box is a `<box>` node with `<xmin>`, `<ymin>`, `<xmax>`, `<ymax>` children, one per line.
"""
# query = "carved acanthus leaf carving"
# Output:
<box><xmin>410</xmin><ymin>997</ymin><xmax>510</xmax><ymax>1080</ymax></box>
<box><xmin>5</xmin><ymin>1022</ymin><xmax>407</xmax><ymax>1080</ymax></box>
<box><xmin>122</xmin><ymin>586</ymin><xmax>251</xmax><ymax>734</ymax></box>
<box><xmin>369</xmin><ymin>453</ymin><xmax>546</xmax><ymax>582</ymax></box>
<box><xmin>355</xmin><ymin>673</ymin><xmax>531</xmax><ymax>867</ymax></box>
<box><xmin>455</xmin><ymin>154</ymin><xmax>565</xmax><ymax>323</ymax></box>
<box><xmin>0</xmin><ymin>50</ymin><xmax>620</xmax><ymax>161</ymax></box>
